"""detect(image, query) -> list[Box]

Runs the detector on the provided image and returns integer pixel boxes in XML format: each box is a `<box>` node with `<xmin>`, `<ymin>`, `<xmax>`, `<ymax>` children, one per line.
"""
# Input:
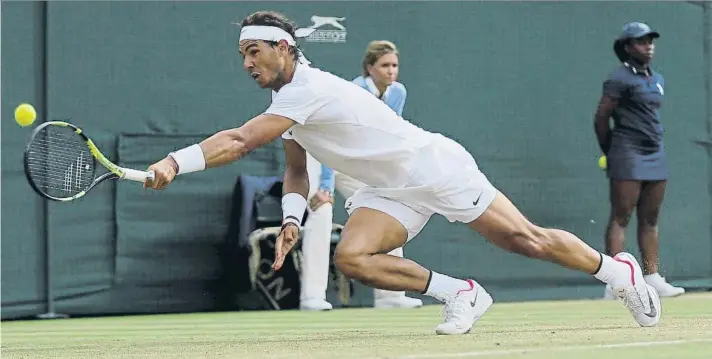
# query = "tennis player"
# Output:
<box><xmin>300</xmin><ymin>40</ymin><xmax>423</xmax><ymax>310</ymax></box>
<box><xmin>145</xmin><ymin>11</ymin><xmax>661</xmax><ymax>335</ymax></box>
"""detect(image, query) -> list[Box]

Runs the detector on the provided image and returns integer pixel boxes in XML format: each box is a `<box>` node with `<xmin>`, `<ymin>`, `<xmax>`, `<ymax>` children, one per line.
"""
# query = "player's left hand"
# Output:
<box><xmin>144</xmin><ymin>156</ymin><xmax>178</xmax><ymax>190</ymax></box>
<box><xmin>272</xmin><ymin>223</ymin><xmax>300</xmax><ymax>271</ymax></box>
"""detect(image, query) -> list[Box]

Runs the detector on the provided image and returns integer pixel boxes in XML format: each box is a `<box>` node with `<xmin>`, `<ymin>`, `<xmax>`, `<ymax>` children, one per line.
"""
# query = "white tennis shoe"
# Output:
<box><xmin>609</xmin><ymin>252</ymin><xmax>661</xmax><ymax>327</ymax></box>
<box><xmin>435</xmin><ymin>279</ymin><xmax>493</xmax><ymax>335</ymax></box>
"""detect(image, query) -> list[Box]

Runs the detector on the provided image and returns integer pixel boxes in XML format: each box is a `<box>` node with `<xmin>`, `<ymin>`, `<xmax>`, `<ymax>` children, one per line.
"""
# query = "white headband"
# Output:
<box><xmin>239</xmin><ymin>25</ymin><xmax>315</xmax><ymax>64</ymax></box>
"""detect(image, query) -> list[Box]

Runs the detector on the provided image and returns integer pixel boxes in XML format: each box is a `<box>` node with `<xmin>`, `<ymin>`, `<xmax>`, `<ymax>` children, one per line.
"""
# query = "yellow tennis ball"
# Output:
<box><xmin>14</xmin><ymin>103</ymin><xmax>37</xmax><ymax>127</ymax></box>
<box><xmin>598</xmin><ymin>155</ymin><xmax>607</xmax><ymax>170</ymax></box>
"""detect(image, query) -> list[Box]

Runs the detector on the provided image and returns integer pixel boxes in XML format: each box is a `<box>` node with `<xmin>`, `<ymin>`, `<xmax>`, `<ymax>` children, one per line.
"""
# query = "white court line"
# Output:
<box><xmin>390</xmin><ymin>338</ymin><xmax>712</xmax><ymax>359</ymax></box>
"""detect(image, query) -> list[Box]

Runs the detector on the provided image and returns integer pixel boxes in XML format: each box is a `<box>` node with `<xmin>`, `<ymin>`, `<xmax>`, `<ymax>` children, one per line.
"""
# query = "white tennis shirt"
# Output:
<box><xmin>266</xmin><ymin>64</ymin><xmax>436</xmax><ymax>189</ymax></box>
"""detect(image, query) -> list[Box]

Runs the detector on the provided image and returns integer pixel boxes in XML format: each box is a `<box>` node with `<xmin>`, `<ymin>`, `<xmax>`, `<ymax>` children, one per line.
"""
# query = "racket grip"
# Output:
<box><xmin>122</xmin><ymin>168</ymin><xmax>155</xmax><ymax>183</ymax></box>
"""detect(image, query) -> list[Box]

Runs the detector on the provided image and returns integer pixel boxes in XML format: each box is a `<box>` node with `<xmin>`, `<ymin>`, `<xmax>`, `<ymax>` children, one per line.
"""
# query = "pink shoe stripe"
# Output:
<box><xmin>614</xmin><ymin>257</ymin><xmax>636</xmax><ymax>285</ymax></box>
<box><xmin>457</xmin><ymin>279</ymin><xmax>476</xmax><ymax>295</ymax></box>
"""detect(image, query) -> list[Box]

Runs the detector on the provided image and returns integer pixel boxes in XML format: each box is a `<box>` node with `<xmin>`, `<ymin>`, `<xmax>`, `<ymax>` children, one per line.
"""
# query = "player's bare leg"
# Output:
<box><xmin>334</xmin><ymin>172</ymin><xmax>423</xmax><ymax>309</ymax></box>
<box><xmin>333</xmin><ymin>207</ymin><xmax>491</xmax><ymax>335</ymax></box>
<box><xmin>470</xmin><ymin>193</ymin><xmax>602</xmax><ymax>273</ymax></box>
<box><xmin>469</xmin><ymin>191</ymin><xmax>661</xmax><ymax>328</ymax></box>
<box><xmin>333</xmin><ymin>208</ymin><xmax>429</xmax><ymax>291</ymax></box>
<box><xmin>372</xmin><ymin>247</ymin><xmax>424</xmax><ymax>309</ymax></box>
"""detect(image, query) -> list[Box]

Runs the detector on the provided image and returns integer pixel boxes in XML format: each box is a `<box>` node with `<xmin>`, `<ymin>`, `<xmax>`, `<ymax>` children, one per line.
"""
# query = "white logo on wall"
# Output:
<box><xmin>300</xmin><ymin>15</ymin><xmax>347</xmax><ymax>43</ymax></box>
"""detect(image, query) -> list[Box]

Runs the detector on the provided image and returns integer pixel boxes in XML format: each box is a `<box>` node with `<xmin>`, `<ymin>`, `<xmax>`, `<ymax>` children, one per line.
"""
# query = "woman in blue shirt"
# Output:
<box><xmin>300</xmin><ymin>41</ymin><xmax>423</xmax><ymax>310</ymax></box>
<box><xmin>593</xmin><ymin>22</ymin><xmax>684</xmax><ymax>298</ymax></box>
<box><xmin>352</xmin><ymin>40</ymin><xmax>407</xmax><ymax>117</ymax></box>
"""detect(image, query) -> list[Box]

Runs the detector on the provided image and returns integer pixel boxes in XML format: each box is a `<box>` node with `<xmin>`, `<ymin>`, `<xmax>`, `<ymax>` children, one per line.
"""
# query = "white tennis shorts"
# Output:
<box><xmin>345</xmin><ymin>134</ymin><xmax>497</xmax><ymax>241</ymax></box>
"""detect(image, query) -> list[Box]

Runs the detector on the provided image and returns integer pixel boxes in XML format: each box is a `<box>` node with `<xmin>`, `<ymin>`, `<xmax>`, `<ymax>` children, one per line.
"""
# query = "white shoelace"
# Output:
<box><xmin>439</xmin><ymin>294</ymin><xmax>468</xmax><ymax>322</ymax></box>
<box><xmin>615</xmin><ymin>286</ymin><xmax>645</xmax><ymax>313</ymax></box>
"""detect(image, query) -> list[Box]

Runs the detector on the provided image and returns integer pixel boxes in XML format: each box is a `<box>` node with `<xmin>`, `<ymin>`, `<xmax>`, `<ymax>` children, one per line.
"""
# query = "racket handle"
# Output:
<box><xmin>122</xmin><ymin>168</ymin><xmax>155</xmax><ymax>183</ymax></box>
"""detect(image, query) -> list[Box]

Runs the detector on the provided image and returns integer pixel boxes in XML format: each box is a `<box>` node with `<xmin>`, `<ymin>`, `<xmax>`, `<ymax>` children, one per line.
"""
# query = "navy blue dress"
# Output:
<box><xmin>602</xmin><ymin>62</ymin><xmax>668</xmax><ymax>181</ymax></box>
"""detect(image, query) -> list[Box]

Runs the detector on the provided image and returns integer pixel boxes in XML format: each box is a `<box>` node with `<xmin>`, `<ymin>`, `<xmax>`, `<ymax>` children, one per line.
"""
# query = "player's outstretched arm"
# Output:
<box><xmin>144</xmin><ymin>114</ymin><xmax>296</xmax><ymax>190</ymax></box>
<box><xmin>199</xmin><ymin>114</ymin><xmax>296</xmax><ymax>169</ymax></box>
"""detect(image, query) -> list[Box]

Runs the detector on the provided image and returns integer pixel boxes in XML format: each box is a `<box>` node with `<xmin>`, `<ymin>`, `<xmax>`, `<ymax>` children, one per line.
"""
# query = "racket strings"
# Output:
<box><xmin>26</xmin><ymin>126</ymin><xmax>95</xmax><ymax>198</ymax></box>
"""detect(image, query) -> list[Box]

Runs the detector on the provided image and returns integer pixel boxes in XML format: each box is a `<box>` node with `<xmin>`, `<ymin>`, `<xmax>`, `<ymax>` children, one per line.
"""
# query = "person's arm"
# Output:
<box><xmin>593</xmin><ymin>76</ymin><xmax>625</xmax><ymax>154</ymax></box>
<box><xmin>197</xmin><ymin>114</ymin><xmax>297</xmax><ymax>169</ymax></box>
<box><xmin>308</xmin><ymin>163</ymin><xmax>335</xmax><ymax>211</ymax></box>
<box><xmin>593</xmin><ymin>95</ymin><xmax>617</xmax><ymax>155</ymax></box>
<box><xmin>272</xmin><ymin>138</ymin><xmax>309</xmax><ymax>271</ymax></box>
<box><xmin>394</xmin><ymin>84</ymin><xmax>407</xmax><ymax>117</ymax></box>
<box><xmin>146</xmin><ymin>83</ymin><xmax>320</xmax><ymax>190</ymax></box>
<box><xmin>319</xmin><ymin>164</ymin><xmax>335</xmax><ymax>193</ymax></box>
<box><xmin>144</xmin><ymin>114</ymin><xmax>296</xmax><ymax>190</ymax></box>
<box><xmin>281</xmin><ymin>138</ymin><xmax>310</xmax><ymax>221</ymax></box>
<box><xmin>175</xmin><ymin>83</ymin><xmax>319</xmax><ymax>172</ymax></box>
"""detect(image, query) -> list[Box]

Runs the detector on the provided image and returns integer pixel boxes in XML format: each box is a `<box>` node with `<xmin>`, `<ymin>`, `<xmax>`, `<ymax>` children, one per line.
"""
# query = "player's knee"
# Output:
<box><xmin>333</xmin><ymin>243</ymin><xmax>369</xmax><ymax>279</ymax></box>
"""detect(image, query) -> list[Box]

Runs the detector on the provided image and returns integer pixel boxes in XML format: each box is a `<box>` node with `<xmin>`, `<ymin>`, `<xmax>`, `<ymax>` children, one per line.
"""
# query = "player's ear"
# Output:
<box><xmin>277</xmin><ymin>40</ymin><xmax>290</xmax><ymax>55</ymax></box>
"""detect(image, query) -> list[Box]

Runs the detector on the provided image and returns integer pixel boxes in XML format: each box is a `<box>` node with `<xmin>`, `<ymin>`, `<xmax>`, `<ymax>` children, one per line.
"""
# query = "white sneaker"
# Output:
<box><xmin>609</xmin><ymin>252</ymin><xmax>661</xmax><ymax>327</ymax></box>
<box><xmin>299</xmin><ymin>298</ymin><xmax>333</xmax><ymax>311</ymax></box>
<box><xmin>603</xmin><ymin>274</ymin><xmax>684</xmax><ymax>299</ymax></box>
<box><xmin>603</xmin><ymin>284</ymin><xmax>616</xmax><ymax>300</ymax></box>
<box><xmin>644</xmin><ymin>273</ymin><xmax>685</xmax><ymax>297</ymax></box>
<box><xmin>374</xmin><ymin>296</ymin><xmax>424</xmax><ymax>309</ymax></box>
<box><xmin>435</xmin><ymin>279</ymin><xmax>493</xmax><ymax>335</ymax></box>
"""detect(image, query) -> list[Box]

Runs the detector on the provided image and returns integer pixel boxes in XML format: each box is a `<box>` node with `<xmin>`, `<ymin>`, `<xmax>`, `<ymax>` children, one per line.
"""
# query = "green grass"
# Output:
<box><xmin>2</xmin><ymin>293</ymin><xmax>711</xmax><ymax>359</ymax></box>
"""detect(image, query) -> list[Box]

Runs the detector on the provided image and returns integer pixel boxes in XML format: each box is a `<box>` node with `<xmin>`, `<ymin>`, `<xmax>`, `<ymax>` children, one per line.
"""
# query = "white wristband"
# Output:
<box><xmin>282</xmin><ymin>192</ymin><xmax>307</xmax><ymax>226</ymax></box>
<box><xmin>168</xmin><ymin>144</ymin><xmax>206</xmax><ymax>175</ymax></box>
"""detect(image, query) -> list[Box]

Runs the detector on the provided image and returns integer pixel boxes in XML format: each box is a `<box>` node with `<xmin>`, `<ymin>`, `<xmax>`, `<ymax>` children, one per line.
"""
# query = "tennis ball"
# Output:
<box><xmin>598</xmin><ymin>155</ymin><xmax>607</xmax><ymax>170</ymax></box>
<box><xmin>14</xmin><ymin>103</ymin><xmax>37</xmax><ymax>127</ymax></box>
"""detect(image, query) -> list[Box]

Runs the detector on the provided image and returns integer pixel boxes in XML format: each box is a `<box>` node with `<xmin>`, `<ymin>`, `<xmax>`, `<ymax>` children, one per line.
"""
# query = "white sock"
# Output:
<box><xmin>423</xmin><ymin>271</ymin><xmax>471</xmax><ymax>302</ymax></box>
<box><xmin>593</xmin><ymin>253</ymin><xmax>626</xmax><ymax>285</ymax></box>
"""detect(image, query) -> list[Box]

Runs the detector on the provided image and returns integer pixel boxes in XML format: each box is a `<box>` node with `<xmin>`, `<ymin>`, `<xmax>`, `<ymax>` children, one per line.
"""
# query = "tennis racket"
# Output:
<box><xmin>23</xmin><ymin>121</ymin><xmax>155</xmax><ymax>202</ymax></box>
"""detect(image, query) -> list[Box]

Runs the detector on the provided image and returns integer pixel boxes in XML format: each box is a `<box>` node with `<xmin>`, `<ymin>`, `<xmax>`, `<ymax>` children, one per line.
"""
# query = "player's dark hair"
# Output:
<box><xmin>240</xmin><ymin>11</ymin><xmax>301</xmax><ymax>62</ymax></box>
